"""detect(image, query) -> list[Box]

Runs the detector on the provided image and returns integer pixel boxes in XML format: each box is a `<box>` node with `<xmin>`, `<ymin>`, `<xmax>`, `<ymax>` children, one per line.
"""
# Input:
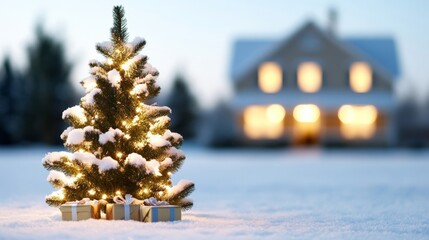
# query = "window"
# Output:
<box><xmin>258</xmin><ymin>62</ymin><xmax>282</xmax><ymax>93</ymax></box>
<box><xmin>338</xmin><ymin>105</ymin><xmax>377</xmax><ymax>139</ymax></box>
<box><xmin>349</xmin><ymin>62</ymin><xmax>372</xmax><ymax>93</ymax></box>
<box><xmin>243</xmin><ymin>104</ymin><xmax>285</xmax><ymax>139</ymax></box>
<box><xmin>297</xmin><ymin>62</ymin><xmax>322</xmax><ymax>93</ymax></box>
<box><xmin>293</xmin><ymin>104</ymin><xmax>320</xmax><ymax>123</ymax></box>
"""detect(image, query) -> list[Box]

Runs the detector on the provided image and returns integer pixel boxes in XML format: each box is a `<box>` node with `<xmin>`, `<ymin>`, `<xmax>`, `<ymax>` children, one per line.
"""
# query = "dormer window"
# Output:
<box><xmin>349</xmin><ymin>62</ymin><xmax>372</xmax><ymax>93</ymax></box>
<box><xmin>258</xmin><ymin>62</ymin><xmax>282</xmax><ymax>93</ymax></box>
<box><xmin>297</xmin><ymin>62</ymin><xmax>322</xmax><ymax>93</ymax></box>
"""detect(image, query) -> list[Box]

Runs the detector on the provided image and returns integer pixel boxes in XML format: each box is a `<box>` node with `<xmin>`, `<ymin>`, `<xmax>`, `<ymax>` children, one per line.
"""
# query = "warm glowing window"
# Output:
<box><xmin>243</xmin><ymin>104</ymin><xmax>285</xmax><ymax>139</ymax></box>
<box><xmin>349</xmin><ymin>62</ymin><xmax>372</xmax><ymax>93</ymax></box>
<box><xmin>293</xmin><ymin>104</ymin><xmax>320</xmax><ymax>123</ymax></box>
<box><xmin>258</xmin><ymin>62</ymin><xmax>282</xmax><ymax>93</ymax></box>
<box><xmin>338</xmin><ymin>105</ymin><xmax>378</xmax><ymax>139</ymax></box>
<box><xmin>297</xmin><ymin>62</ymin><xmax>322</xmax><ymax>93</ymax></box>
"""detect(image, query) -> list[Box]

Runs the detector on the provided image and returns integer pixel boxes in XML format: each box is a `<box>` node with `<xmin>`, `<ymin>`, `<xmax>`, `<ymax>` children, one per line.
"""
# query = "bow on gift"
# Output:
<box><xmin>65</xmin><ymin>198</ymin><xmax>98</xmax><ymax>221</ymax></box>
<box><xmin>113</xmin><ymin>194</ymin><xmax>136</xmax><ymax>220</ymax></box>
<box><xmin>143</xmin><ymin>197</ymin><xmax>169</xmax><ymax>206</ymax></box>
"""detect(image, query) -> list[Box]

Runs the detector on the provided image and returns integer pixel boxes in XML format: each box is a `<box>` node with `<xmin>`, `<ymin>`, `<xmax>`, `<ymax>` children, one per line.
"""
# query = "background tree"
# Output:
<box><xmin>43</xmin><ymin>6</ymin><xmax>194</xmax><ymax>209</ymax></box>
<box><xmin>165</xmin><ymin>74</ymin><xmax>199</xmax><ymax>139</ymax></box>
<box><xmin>22</xmin><ymin>24</ymin><xmax>76</xmax><ymax>144</ymax></box>
<box><xmin>0</xmin><ymin>57</ymin><xmax>20</xmax><ymax>144</ymax></box>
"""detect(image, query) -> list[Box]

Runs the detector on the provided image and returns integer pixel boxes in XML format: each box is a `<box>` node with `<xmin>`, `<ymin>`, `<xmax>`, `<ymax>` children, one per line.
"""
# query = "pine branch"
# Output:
<box><xmin>111</xmin><ymin>6</ymin><xmax>128</xmax><ymax>45</ymax></box>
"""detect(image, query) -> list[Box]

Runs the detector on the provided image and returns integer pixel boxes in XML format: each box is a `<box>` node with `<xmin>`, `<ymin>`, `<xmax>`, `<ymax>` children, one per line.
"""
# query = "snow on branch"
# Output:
<box><xmin>99</xmin><ymin>128</ymin><xmax>124</xmax><ymax>144</ymax></box>
<box><xmin>125</xmin><ymin>153</ymin><xmax>162</xmax><ymax>176</ymax></box>
<box><xmin>107</xmin><ymin>69</ymin><xmax>122</xmax><ymax>88</ymax></box>
<box><xmin>65</xmin><ymin>126</ymin><xmax>98</xmax><ymax>145</ymax></box>
<box><xmin>82</xmin><ymin>88</ymin><xmax>101</xmax><ymax>107</ymax></box>
<box><xmin>165</xmin><ymin>180</ymin><xmax>194</xmax><ymax>199</ymax></box>
<box><xmin>80</xmin><ymin>76</ymin><xmax>97</xmax><ymax>93</ymax></box>
<box><xmin>62</xmin><ymin>106</ymin><xmax>87</xmax><ymax>123</ymax></box>
<box><xmin>42</xmin><ymin>151</ymin><xmax>73</xmax><ymax>165</ymax></box>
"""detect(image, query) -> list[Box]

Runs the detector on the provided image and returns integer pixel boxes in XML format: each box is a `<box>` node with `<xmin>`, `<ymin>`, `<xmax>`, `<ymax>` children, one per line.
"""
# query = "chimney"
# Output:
<box><xmin>327</xmin><ymin>8</ymin><xmax>337</xmax><ymax>35</ymax></box>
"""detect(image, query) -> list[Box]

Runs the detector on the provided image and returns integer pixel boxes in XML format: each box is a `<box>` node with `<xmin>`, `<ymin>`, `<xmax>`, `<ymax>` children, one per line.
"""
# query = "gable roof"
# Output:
<box><xmin>230</xmin><ymin>22</ymin><xmax>401</xmax><ymax>82</ymax></box>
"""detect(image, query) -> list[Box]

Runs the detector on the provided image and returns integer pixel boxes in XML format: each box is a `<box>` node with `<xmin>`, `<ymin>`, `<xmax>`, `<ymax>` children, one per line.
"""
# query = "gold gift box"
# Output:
<box><xmin>140</xmin><ymin>205</ymin><xmax>181</xmax><ymax>222</ymax></box>
<box><xmin>60</xmin><ymin>202</ymin><xmax>100</xmax><ymax>221</ymax></box>
<box><xmin>106</xmin><ymin>204</ymin><xmax>140</xmax><ymax>221</ymax></box>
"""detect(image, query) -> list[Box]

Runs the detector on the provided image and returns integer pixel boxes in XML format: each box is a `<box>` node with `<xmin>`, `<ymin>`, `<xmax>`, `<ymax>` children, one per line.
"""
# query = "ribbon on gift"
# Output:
<box><xmin>65</xmin><ymin>198</ymin><xmax>97</xmax><ymax>221</ymax></box>
<box><xmin>142</xmin><ymin>197</ymin><xmax>175</xmax><ymax>222</ymax></box>
<box><xmin>143</xmin><ymin>197</ymin><xmax>169</xmax><ymax>206</ymax></box>
<box><xmin>113</xmin><ymin>194</ymin><xmax>135</xmax><ymax>220</ymax></box>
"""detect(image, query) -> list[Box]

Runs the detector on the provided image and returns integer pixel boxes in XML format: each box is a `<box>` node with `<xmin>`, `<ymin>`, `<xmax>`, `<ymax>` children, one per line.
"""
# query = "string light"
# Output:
<box><xmin>95</xmin><ymin>115</ymin><xmax>99</xmax><ymax>119</ymax></box>
<box><xmin>106</xmin><ymin>58</ymin><xmax>113</xmax><ymax>65</ymax></box>
<box><xmin>122</xmin><ymin>121</ymin><xmax>127</xmax><ymax>126</ymax></box>
<box><xmin>102</xmin><ymin>194</ymin><xmax>107</xmax><ymax>200</ymax></box>
<box><xmin>136</xmin><ymin>107</ymin><xmax>141</xmax><ymax>113</ymax></box>
<box><xmin>143</xmin><ymin>188</ymin><xmax>149</xmax><ymax>194</ymax></box>
<box><xmin>115</xmin><ymin>190</ymin><xmax>121</xmax><ymax>195</ymax></box>
<box><xmin>167</xmin><ymin>172</ymin><xmax>172</xmax><ymax>176</ymax></box>
<box><xmin>121</xmin><ymin>62</ymin><xmax>131</xmax><ymax>71</ymax></box>
<box><xmin>116</xmin><ymin>152</ymin><xmax>123</xmax><ymax>158</ymax></box>
<box><xmin>76</xmin><ymin>173</ymin><xmax>83</xmax><ymax>178</ymax></box>
<box><xmin>78</xmin><ymin>149</ymin><xmax>85</xmax><ymax>153</ymax></box>
<box><xmin>124</xmin><ymin>134</ymin><xmax>131</xmax><ymax>140</ymax></box>
<box><xmin>88</xmin><ymin>189</ymin><xmax>96</xmax><ymax>195</ymax></box>
<box><xmin>158</xmin><ymin>191</ymin><xmax>163</xmax><ymax>196</ymax></box>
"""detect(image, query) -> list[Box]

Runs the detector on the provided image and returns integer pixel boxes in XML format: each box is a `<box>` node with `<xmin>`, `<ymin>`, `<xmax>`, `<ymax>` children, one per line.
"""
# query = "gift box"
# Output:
<box><xmin>140</xmin><ymin>205</ymin><xmax>181</xmax><ymax>222</ymax></box>
<box><xmin>106</xmin><ymin>203</ymin><xmax>140</xmax><ymax>221</ymax></box>
<box><xmin>60</xmin><ymin>200</ymin><xmax>100</xmax><ymax>221</ymax></box>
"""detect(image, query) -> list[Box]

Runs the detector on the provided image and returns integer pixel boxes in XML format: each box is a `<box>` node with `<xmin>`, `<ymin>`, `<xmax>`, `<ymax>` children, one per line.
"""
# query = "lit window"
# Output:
<box><xmin>243</xmin><ymin>104</ymin><xmax>285</xmax><ymax>139</ymax></box>
<box><xmin>258</xmin><ymin>62</ymin><xmax>282</xmax><ymax>93</ymax></box>
<box><xmin>293</xmin><ymin>104</ymin><xmax>320</xmax><ymax>123</ymax></box>
<box><xmin>338</xmin><ymin>105</ymin><xmax>377</xmax><ymax>139</ymax></box>
<box><xmin>297</xmin><ymin>62</ymin><xmax>322</xmax><ymax>93</ymax></box>
<box><xmin>350</xmin><ymin>62</ymin><xmax>372</xmax><ymax>93</ymax></box>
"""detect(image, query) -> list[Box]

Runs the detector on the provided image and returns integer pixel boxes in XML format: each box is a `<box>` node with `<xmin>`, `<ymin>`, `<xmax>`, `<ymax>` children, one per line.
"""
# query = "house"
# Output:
<box><xmin>225</xmin><ymin>15</ymin><xmax>400</xmax><ymax>146</ymax></box>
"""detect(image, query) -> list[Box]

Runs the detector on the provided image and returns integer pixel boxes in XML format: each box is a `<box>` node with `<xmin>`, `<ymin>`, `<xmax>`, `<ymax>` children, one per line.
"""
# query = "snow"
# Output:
<box><xmin>97</xmin><ymin>157</ymin><xmax>119</xmax><ymax>173</ymax></box>
<box><xmin>107</xmin><ymin>69</ymin><xmax>121</xmax><ymax>88</ymax></box>
<box><xmin>165</xmin><ymin>180</ymin><xmax>193</xmax><ymax>199</ymax></box>
<box><xmin>148</xmin><ymin>133</ymin><xmax>170</xmax><ymax>148</ymax></box>
<box><xmin>81</xmin><ymin>88</ymin><xmax>101</xmax><ymax>106</ymax></box>
<box><xmin>62</xmin><ymin>106</ymin><xmax>86</xmax><ymax>123</ymax></box>
<box><xmin>125</xmin><ymin>153</ymin><xmax>146</xmax><ymax>168</ymax></box>
<box><xmin>99</xmin><ymin>128</ymin><xmax>124</xmax><ymax>145</ymax></box>
<box><xmin>47</xmin><ymin>170</ymin><xmax>75</xmax><ymax>187</ymax></box>
<box><xmin>65</xmin><ymin>129</ymin><xmax>85</xmax><ymax>145</ymax></box>
<box><xmin>1</xmin><ymin>146</ymin><xmax>429</xmax><ymax>239</ymax></box>
<box><xmin>72</xmin><ymin>152</ymin><xmax>98</xmax><ymax>167</ymax></box>
<box><xmin>130</xmin><ymin>83</ymin><xmax>148</xmax><ymax>96</ymax></box>
<box><xmin>80</xmin><ymin>76</ymin><xmax>97</xmax><ymax>93</ymax></box>
<box><xmin>42</xmin><ymin>151</ymin><xmax>73</xmax><ymax>165</ymax></box>
<box><xmin>126</xmin><ymin>37</ymin><xmax>145</xmax><ymax>50</ymax></box>
<box><xmin>96</xmin><ymin>41</ymin><xmax>113</xmax><ymax>51</ymax></box>
<box><xmin>161</xmin><ymin>157</ymin><xmax>173</xmax><ymax>168</ymax></box>
<box><xmin>145</xmin><ymin>159</ymin><xmax>161</xmax><ymax>176</ymax></box>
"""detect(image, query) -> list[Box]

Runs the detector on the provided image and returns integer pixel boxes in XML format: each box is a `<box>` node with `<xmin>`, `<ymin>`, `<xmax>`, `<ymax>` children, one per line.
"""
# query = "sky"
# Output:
<box><xmin>0</xmin><ymin>0</ymin><xmax>428</xmax><ymax>108</ymax></box>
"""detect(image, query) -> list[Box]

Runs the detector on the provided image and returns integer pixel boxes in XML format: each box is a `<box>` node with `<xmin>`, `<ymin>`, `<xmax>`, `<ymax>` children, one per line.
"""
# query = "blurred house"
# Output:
<box><xmin>220</xmin><ymin>13</ymin><xmax>400</xmax><ymax>146</ymax></box>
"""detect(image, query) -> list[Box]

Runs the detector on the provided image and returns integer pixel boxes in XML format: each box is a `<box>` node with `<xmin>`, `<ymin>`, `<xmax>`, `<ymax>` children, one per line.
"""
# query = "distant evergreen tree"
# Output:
<box><xmin>0</xmin><ymin>57</ymin><xmax>19</xmax><ymax>144</ymax></box>
<box><xmin>165</xmin><ymin>74</ymin><xmax>199</xmax><ymax>138</ymax></box>
<box><xmin>22</xmin><ymin>25</ymin><xmax>76</xmax><ymax>144</ymax></box>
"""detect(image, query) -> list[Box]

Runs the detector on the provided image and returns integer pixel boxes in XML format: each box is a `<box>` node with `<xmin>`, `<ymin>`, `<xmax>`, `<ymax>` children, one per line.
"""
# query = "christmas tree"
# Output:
<box><xmin>42</xmin><ymin>6</ymin><xmax>194</xmax><ymax>210</ymax></box>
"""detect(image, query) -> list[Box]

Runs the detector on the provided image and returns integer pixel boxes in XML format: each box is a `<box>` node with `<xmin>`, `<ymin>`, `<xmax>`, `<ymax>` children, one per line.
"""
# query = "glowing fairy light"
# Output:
<box><xmin>121</xmin><ymin>62</ymin><xmax>131</xmax><ymax>71</ymax></box>
<box><xmin>136</xmin><ymin>107</ymin><xmax>141</xmax><ymax>113</ymax></box>
<box><xmin>167</xmin><ymin>172</ymin><xmax>172</xmax><ymax>176</ymax></box>
<box><xmin>106</xmin><ymin>58</ymin><xmax>113</xmax><ymax>65</ymax></box>
<box><xmin>143</xmin><ymin>188</ymin><xmax>149</xmax><ymax>194</ymax></box>
<box><xmin>88</xmin><ymin>189</ymin><xmax>96</xmax><ymax>195</ymax></box>
<box><xmin>116</xmin><ymin>152</ymin><xmax>123</xmax><ymax>158</ymax></box>
<box><xmin>102</xmin><ymin>194</ymin><xmax>107</xmax><ymax>200</ymax></box>
<box><xmin>115</xmin><ymin>190</ymin><xmax>121</xmax><ymax>195</ymax></box>
<box><xmin>124</xmin><ymin>134</ymin><xmax>131</xmax><ymax>140</ymax></box>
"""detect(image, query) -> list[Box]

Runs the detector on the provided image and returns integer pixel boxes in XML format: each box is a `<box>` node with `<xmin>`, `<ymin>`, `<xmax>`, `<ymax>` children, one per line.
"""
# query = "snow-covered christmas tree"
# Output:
<box><xmin>43</xmin><ymin>5</ymin><xmax>194</xmax><ymax>210</ymax></box>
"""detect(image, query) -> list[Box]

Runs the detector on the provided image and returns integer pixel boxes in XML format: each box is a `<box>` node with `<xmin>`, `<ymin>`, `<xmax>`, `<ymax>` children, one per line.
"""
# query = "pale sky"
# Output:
<box><xmin>1</xmin><ymin>0</ymin><xmax>428</xmax><ymax>107</ymax></box>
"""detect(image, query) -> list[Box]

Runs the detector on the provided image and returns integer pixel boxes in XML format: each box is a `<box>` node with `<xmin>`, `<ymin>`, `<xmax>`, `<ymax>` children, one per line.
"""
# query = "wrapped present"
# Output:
<box><xmin>140</xmin><ymin>197</ymin><xmax>181</xmax><ymax>222</ymax></box>
<box><xmin>60</xmin><ymin>198</ymin><xmax>100</xmax><ymax>221</ymax></box>
<box><xmin>106</xmin><ymin>194</ymin><xmax>140</xmax><ymax>221</ymax></box>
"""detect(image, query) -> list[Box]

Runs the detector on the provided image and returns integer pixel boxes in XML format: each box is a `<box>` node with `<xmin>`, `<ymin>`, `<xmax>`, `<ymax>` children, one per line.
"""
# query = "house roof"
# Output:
<box><xmin>230</xmin><ymin>23</ymin><xmax>400</xmax><ymax>81</ymax></box>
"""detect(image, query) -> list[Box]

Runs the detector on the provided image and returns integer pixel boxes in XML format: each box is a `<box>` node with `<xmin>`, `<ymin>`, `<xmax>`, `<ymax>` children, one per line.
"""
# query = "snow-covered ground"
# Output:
<box><xmin>0</xmin><ymin>145</ymin><xmax>428</xmax><ymax>239</ymax></box>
